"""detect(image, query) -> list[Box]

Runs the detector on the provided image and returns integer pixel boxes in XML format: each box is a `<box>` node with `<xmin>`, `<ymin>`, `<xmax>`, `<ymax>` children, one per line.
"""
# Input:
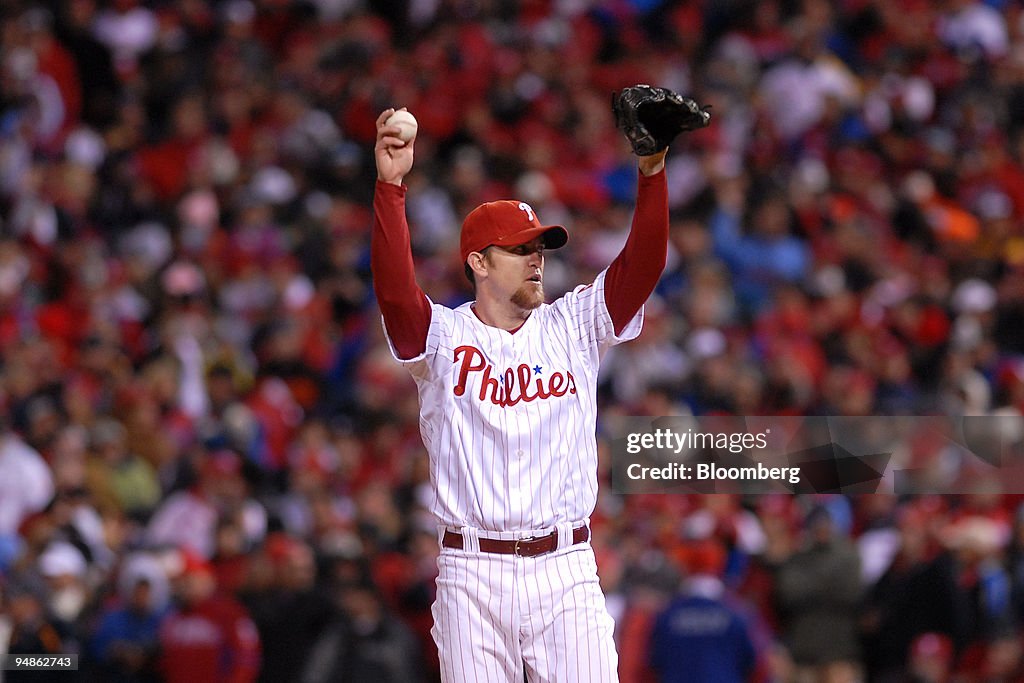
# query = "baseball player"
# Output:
<box><xmin>370</xmin><ymin>87</ymin><xmax>710</xmax><ymax>682</ymax></box>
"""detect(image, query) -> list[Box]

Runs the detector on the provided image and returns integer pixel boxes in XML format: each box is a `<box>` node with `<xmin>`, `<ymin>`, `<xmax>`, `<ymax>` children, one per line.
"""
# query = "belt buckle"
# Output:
<box><xmin>514</xmin><ymin>536</ymin><xmax>534</xmax><ymax>557</ymax></box>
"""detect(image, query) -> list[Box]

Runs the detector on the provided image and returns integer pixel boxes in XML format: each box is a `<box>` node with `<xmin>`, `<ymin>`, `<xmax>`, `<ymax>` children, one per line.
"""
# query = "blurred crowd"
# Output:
<box><xmin>2</xmin><ymin>0</ymin><xmax>1024</xmax><ymax>681</ymax></box>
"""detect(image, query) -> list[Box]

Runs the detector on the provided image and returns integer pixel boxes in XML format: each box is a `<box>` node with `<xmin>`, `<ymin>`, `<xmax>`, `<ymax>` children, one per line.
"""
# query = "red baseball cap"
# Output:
<box><xmin>460</xmin><ymin>200</ymin><xmax>567</xmax><ymax>264</ymax></box>
<box><xmin>179</xmin><ymin>549</ymin><xmax>214</xmax><ymax>579</ymax></box>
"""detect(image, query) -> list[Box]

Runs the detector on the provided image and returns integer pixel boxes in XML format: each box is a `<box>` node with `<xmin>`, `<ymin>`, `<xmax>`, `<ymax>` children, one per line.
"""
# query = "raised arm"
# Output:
<box><xmin>371</xmin><ymin>108</ymin><xmax>431</xmax><ymax>359</ymax></box>
<box><xmin>604</xmin><ymin>151</ymin><xmax>669</xmax><ymax>335</ymax></box>
<box><xmin>605</xmin><ymin>85</ymin><xmax>711</xmax><ymax>335</ymax></box>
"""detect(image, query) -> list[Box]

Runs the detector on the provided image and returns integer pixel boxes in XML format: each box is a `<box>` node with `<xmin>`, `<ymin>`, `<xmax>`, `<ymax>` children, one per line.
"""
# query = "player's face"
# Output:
<box><xmin>485</xmin><ymin>237</ymin><xmax>545</xmax><ymax>310</ymax></box>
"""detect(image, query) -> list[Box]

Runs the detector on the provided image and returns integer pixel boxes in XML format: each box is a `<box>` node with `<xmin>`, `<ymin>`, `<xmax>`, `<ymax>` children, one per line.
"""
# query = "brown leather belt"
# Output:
<box><xmin>441</xmin><ymin>526</ymin><xmax>590</xmax><ymax>558</ymax></box>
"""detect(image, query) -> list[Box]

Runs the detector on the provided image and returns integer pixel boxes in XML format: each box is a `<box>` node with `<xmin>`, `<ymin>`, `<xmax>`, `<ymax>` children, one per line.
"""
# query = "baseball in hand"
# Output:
<box><xmin>386</xmin><ymin>110</ymin><xmax>418</xmax><ymax>143</ymax></box>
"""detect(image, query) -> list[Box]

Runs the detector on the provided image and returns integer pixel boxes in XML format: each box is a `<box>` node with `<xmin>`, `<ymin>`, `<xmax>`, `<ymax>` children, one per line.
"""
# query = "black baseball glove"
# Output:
<box><xmin>612</xmin><ymin>84</ymin><xmax>711</xmax><ymax>156</ymax></box>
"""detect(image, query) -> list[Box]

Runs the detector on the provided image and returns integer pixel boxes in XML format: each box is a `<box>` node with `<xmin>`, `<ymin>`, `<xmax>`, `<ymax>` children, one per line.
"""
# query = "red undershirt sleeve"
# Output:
<box><xmin>604</xmin><ymin>168</ymin><xmax>669</xmax><ymax>335</ymax></box>
<box><xmin>371</xmin><ymin>180</ymin><xmax>432</xmax><ymax>359</ymax></box>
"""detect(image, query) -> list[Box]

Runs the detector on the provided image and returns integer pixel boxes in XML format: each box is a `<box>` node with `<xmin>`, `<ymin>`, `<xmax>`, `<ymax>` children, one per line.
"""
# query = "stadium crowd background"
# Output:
<box><xmin>2</xmin><ymin>0</ymin><xmax>1024</xmax><ymax>681</ymax></box>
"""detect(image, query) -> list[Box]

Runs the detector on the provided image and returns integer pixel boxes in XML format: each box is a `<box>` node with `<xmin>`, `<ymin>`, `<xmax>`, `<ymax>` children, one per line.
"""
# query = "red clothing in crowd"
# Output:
<box><xmin>159</xmin><ymin>595</ymin><xmax>261</xmax><ymax>683</ymax></box>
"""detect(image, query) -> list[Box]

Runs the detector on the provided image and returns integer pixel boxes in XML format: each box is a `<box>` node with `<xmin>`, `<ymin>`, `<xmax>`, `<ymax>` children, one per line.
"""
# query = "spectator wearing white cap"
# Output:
<box><xmin>37</xmin><ymin>540</ymin><xmax>89</xmax><ymax>627</ymax></box>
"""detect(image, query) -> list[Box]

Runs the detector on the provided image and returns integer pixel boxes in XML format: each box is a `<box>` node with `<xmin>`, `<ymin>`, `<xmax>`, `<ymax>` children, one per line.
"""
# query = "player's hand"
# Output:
<box><xmin>375</xmin><ymin>108</ymin><xmax>414</xmax><ymax>186</ymax></box>
<box><xmin>638</xmin><ymin>149</ymin><xmax>668</xmax><ymax>177</ymax></box>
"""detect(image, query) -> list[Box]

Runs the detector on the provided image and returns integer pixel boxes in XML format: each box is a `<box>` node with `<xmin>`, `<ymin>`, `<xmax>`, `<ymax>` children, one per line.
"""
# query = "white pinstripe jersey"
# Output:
<box><xmin>384</xmin><ymin>269</ymin><xmax>642</xmax><ymax>533</ymax></box>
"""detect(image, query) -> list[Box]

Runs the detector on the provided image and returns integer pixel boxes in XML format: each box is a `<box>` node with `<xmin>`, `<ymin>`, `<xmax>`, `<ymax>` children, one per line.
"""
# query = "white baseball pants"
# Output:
<box><xmin>431</xmin><ymin>529</ymin><xmax>619</xmax><ymax>683</ymax></box>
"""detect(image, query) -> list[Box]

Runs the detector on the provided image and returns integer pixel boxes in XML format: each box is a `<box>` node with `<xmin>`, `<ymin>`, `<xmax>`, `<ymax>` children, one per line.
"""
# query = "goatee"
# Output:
<box><xmin>511</xmin><ymin>284</ymin><xmax>544</xmax><ymax>310</ymax></box>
